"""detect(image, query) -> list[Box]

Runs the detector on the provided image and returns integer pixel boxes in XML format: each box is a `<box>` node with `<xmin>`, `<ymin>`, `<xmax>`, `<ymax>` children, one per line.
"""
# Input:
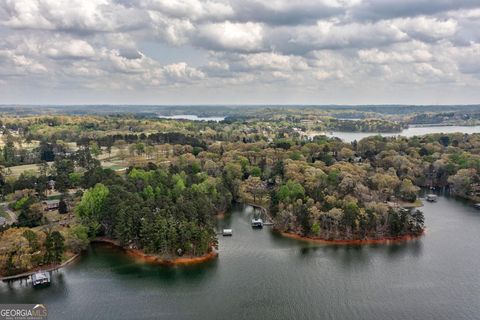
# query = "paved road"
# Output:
<box><xmin>0</xmin><ymin>202</ymin><xmax>17</xmax><ymax>225</ymax></box>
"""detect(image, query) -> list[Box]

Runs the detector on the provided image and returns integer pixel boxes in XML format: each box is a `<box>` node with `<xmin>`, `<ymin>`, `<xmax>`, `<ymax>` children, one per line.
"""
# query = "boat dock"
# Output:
<box><xmin>251</xmin><ymin>218</ymin><xmax>264</xmax><ymax>228</ymax></box>
<box><xmin>32</xmin><ymin>271</ymin><xmax>51</xmax><ymax>286</ymax></box>
<box><xmin>1</xmin><ymin>253</ymin><xmax>80</xmax><ymax>283</ymax></box>
<box><xmin>246</xmin><ymin>203</ymin><xmax>274</xmax><ymax>226</ymax></box>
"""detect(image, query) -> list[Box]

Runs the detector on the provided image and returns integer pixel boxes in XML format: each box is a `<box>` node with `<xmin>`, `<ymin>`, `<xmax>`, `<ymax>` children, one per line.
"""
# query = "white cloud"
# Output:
<box><xmin>267</xmin><ymin>20</ymin><xmax>409</xmax><ymax>54</ymax></box>
<box><xmin>232</xmin><ymin>52</ymin><xmax>309</xmax><ymax>71</ymax></box>
<box><xmin>164</xmin><ymin>62</ymin><xmax>205</xmax><ymax>80</ymax></box>
<box><xmin>0</xmin><ymin>49</ymin><xmax>48</xmax><ymax>76</ymax></box>
<box><xmin>358</xmin><ymin>43</ymin><xmax>433</xmax><ymax>64</ymax></box>
<box><xmin>315</xmin><ymin>70</ymin><xmax>343</xmax><ymax>80</ymax></box>
<box><xmin>393</xmin><ymin>16</ymin><xmax>458</xmax><ymax>42</ymax></box>
<box><xmin>0</xmin><ymin>0</ymin><xmax>480</xmax><ymax>103</ymax></box>
<box><xmin>148</xmin><ymin>11</ymin><xmax>195</xmax><ymax>45</ymax></box>
<box><xmin>0</xmin><ymin>0</ymin><xmax>147</xmax><ymax>33</ymax></box>
<box><xmin>141</xmin><ymin>0</ymin><xmax>233</xmax><ymax>21</ymax></box>
<box><xmin>46</xmin><ymin>39</ymin><xmax>96</xmax><ymax>59</ymax></box>
<box><xmin>197</xmin><ymin>21</ymin><xmax>264</xmax><ymax>52</ymax></box>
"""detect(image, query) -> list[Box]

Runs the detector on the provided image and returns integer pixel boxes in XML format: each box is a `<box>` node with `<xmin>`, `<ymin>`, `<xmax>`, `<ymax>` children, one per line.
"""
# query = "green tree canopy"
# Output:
<box><xmin>75</xmin><ymin>183</ymin><xmax>110</xmax><ymax>235</ymax></box>
<box><xmin>278</xmin><ymin>180</ymin><xmax>305</xmax><ymax>202</ymax></box>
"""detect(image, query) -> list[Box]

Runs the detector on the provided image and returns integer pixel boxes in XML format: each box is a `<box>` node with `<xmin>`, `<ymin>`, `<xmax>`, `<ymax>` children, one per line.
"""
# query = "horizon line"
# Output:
<box><xmin>1</xmin><ymin>104</ymin><xmax>480</xmax><ymax>107</ymax></box>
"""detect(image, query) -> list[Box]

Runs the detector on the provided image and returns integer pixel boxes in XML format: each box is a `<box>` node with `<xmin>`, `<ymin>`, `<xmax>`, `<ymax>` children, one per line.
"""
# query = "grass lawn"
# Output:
<box><xmin>44</xmin><ymin>210</ymin><xmax>63</xmax><ymax>223</ymax></box>
<box><xmin>6</xmin><ymin>162</ymin><xmax>53</xmax><ymax>178</ymax></box>
<box><xmin>47</xmin><ymin>194</ymin><xmax>62</xmax><ymax>200</ymax></box>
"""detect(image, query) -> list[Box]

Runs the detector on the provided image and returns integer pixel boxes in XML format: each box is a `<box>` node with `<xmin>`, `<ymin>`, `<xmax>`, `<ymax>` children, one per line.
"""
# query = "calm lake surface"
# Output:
<box><xmin>2</xmin><ymin>195</ymin><xmax>480</xmax><ymax>320</ymax></box>
<box><xmin>158</xmin><ymin>114</ymin><xmax>225</xmax><ymax>122</ymax></box>
<box><xmin>324</xmin><ymin>125</ymin><xmax>480</xmax><ymax>142</ymax></box>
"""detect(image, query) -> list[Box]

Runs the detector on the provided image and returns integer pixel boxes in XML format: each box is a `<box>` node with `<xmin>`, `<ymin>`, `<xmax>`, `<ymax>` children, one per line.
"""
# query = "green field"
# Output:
<box><xmin>5</xmin><ymin>163</ymin><xmax>50</xmax><ymax>178</ymax></box>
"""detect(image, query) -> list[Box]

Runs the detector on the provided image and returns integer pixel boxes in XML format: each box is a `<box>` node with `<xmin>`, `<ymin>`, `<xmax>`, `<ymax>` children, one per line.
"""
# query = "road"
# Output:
<box><xmin>0</xmin><ymin>202</ymin><xmax>17</xmax><ymax>225</ymax></box>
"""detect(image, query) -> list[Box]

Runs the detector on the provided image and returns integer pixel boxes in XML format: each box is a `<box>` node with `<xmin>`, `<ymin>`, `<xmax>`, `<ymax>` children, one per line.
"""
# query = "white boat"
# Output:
<box><xmin>222</xmin><ymin>229</ymin><xmax>233</xmax><ymax>236</ymax></box>
<box><xmin>32</xmin><ymin>271</ymin><xmax>50</xmax><ymax>287</ymax></box>
<box><xmin>251</xmin><ymin>218</ymin><xmax>263</xmax><ymax>228</ymax></box>
<box><xmin>474</xmin><ymin>203</ymin><xmax>480</xmax><ymax>210</ymax></box>
<box><xmin>426</xmin><ymin>194</ymin><xmax>438</xmax><ymax>202</ymax></box>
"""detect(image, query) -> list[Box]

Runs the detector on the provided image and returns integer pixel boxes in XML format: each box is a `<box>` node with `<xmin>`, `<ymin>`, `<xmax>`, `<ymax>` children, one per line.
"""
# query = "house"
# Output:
<box><xmin>47</xmin><ymin>180</ymin><xmax>56</xmax><ymax>190</ymax></box>
<box><xmin>43</xmin><ymin>200</ymin><xmax>60</xmax><ymax>211</ymax></box>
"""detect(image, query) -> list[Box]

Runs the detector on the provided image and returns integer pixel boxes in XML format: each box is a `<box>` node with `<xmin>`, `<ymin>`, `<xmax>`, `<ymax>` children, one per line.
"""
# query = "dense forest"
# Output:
<box><xmin>2</xmin><ymin>112</ymin><xmax>480</xmax><ymax>276</ymax></box>
<box><xmin>320</xmin><ymin>118</ymin><xmax>405</xmax><ymax>133</ymax></box>
<box><xmin>75</xmin><ymin>165</ymin><xmax>229</xmax><ymax>257</ymax></box>
<box><xmin>1</xmin><ymin>104</ymin><xmax>480</xmax><ymax>118</ymax></box>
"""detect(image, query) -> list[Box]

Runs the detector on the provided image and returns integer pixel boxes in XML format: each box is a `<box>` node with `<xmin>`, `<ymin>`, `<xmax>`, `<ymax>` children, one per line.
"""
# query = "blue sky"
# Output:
<box><xmin>1</xmin><ymin>0</ymin><xmax>480</xmax><ymax>105</ymax></box>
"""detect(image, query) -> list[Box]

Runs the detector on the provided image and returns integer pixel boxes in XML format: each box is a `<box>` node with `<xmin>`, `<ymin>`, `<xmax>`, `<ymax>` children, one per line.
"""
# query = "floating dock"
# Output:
<box><xmin>251</xmin><ymin>218</ymin><xmax>264</xmax><ymax>228</ymax></box>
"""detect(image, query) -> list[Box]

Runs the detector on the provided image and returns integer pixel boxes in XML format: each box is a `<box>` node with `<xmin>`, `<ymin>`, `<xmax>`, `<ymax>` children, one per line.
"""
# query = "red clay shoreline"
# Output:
<box><xmin>243</xmin><ymin>202</ymin><xmax>426</xmax><ymax>245</ymax></box>
<box><xmin>278</xmin><ymin>229</ymin><xmax>426</xmax><ymax>245</ymax></box>
<box><xmin>92</xmin><ymin>237</ymin><xmax>218</xmax><ymax>266</ymax></box>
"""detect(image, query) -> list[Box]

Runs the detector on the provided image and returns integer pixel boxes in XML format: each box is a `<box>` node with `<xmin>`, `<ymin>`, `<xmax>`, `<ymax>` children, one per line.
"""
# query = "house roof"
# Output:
<box><xmin>32</xmin><ymin>272</ymin><xmax>49</xmax><ymax>281</ymax></box>
<box><xmin>43</xmin><ymin>200</ymin><xmax>60</xmax><ymax>205</ymax></box>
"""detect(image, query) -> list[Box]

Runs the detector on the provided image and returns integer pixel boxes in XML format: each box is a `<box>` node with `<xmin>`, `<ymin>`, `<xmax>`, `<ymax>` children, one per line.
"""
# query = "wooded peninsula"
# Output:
<box><xmin>1</xmin><ymin>107</ymin><xmax>480</xmax><ymax>277</ymax></box>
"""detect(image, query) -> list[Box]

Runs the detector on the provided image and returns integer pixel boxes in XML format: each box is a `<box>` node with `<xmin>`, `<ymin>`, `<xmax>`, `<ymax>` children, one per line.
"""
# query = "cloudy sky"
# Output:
<box><xmin>1</xmin><ymin>0</ymin><xmax>480</xmax><ymax>105</ymax></box>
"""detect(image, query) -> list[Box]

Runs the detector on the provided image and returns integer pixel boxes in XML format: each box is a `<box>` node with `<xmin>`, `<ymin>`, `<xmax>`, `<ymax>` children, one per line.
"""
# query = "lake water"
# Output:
<box><xmin>315</xmin><ymin>125</ymin><xmax>480</xmax><ymax>142</ymax></box>
<box><xmin>158</xmin><ymin>114</ymin><xmax>225</xmax><ymax>122</ymax></box>
<box><xmin>2</xmin><ymin>196</ymin><xmax>480</xmax><ymax>320</ymax></box>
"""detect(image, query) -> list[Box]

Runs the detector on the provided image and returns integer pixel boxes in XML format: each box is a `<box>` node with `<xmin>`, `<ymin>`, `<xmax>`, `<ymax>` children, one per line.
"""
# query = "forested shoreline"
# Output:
<box><xmin>2</xmin><ymin>113</ymin><xmax>480</xmax><ymax>276</ymax></box>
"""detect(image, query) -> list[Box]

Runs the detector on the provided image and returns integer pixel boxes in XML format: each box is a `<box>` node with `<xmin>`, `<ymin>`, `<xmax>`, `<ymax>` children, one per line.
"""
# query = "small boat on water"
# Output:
<box><xmin>251</xmin><ymin>218</ymin><xmax>263</xmax><ymax>228</ymax></box>
<box><xmin>474</xmin><ymin>203</ymin><xmax>480</xmax><ymax>210</ymax></box>
<box><xmin>426</xmin><ymin>194</ymin><xmax>438</xmax><ymax>202</ymax></box>
<box><xmin>32</xmin><ymin>271</ymin><xmax>50</xmax><ymax>287</ymax></box>
<box><xmin>222</xmin><ymin>229</ymin><xmax>233</xmax><ymax>236</ymax></box>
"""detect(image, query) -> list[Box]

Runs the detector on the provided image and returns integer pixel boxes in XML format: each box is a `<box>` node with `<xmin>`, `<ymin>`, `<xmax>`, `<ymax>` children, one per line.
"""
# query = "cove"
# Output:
<box><xmin>2</xmin><ymin>195</ymin><xmax>480</xmax><ymax>320</ymax></box>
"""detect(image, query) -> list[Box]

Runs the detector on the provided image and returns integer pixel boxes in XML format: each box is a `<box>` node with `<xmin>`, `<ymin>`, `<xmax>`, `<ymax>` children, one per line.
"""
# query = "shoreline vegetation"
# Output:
<box><xmin>279</xmin><ymin>229</ymin><xmax>425</xmax><ymax>245</ymax></box>
<box><xmin>3</xmin><ymin>110</ymin><xmax>480</xmax><ymax>281</ymax></box>
<box><xmin>4</xmin><ymin>204</ymin><xmax>423</xmax><ymax>281</ymax></box>
<box><xmin>92</xmin><ymin>238</ymin><xmax>218</xmax><ymax>266</ymax></box>
<box><xmin>0</xmin><ymin>237</ymin><xmax>219</xmax><ymax>281</ymax></box>
<box><xmin>3</xmin><ymin>199</ymin><xmax>423</xmax><ymax>281</ymax></box>
<box><xmin>4</xmin><ymin>199</ymin><xmax>423</xmax><ymax>281</ymax></box>
<box><xmin>247</xmin><ymin>200</ymin><xmax>425</xmax><ymax>245</ymax></box>
<box><xmin>0</xmin><ymin>252</ymin><xmax>80</xmax><ymax>281</ymax></box>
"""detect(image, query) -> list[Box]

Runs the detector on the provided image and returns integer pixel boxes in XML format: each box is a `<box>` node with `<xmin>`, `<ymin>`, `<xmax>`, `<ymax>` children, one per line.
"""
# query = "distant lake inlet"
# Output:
<box><xmin>311</xmin><ymin>125</ymin><xmax>480</xmax><ymax>142</ymax></box>
<box><xmin>158</xmin><ymin>114</ymin><xmax>225</xmax><ymax>122</ymax></box>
